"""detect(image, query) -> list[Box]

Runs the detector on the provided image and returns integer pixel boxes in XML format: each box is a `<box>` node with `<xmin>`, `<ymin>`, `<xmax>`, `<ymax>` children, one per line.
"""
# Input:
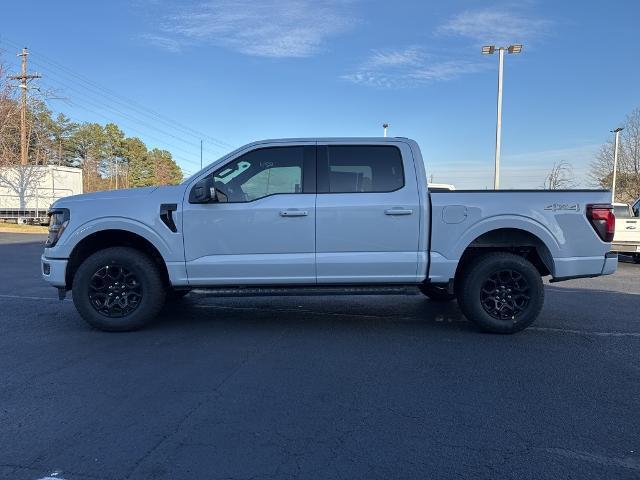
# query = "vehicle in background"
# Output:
<box><xmin>612</xmin><ymin>202</ymin><xmax>640</xmax><ymax>263</ymax></box>
<box><xmin>41</xmin><ymin>138</ymin><xmax>617</xmax><ymax>334</ymax></box>
<box><xmin>428</xmin><ymin>182</ymin><xmax>456</xmax><ymax>192</ymax></box>
<box><xmin>0</xmin><ymin>165</ymin><xmax>83</xmax><ymax>225</ymax></box>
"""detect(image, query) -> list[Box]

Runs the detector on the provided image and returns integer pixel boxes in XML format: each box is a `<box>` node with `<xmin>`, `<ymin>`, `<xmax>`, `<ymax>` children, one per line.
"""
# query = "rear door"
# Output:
<box><xmin>315</xmin><ymin>142</ymin><xmax>421</xmax><ymax>283</ymax></box>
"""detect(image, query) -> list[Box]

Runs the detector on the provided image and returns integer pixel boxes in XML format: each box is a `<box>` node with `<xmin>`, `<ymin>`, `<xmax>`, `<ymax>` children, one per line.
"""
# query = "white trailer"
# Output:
<box><xmin>0</xmin><ymin>165</ymin><xmax>83</xmax><ymax>224</ymax></box>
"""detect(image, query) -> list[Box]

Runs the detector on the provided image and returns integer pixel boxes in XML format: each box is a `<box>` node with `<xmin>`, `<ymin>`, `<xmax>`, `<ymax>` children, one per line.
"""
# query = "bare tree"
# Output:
<box><xmin>0</xmin><ymin>164</ymin><xmax>49</xmax><ymax>209</ymax></box>
<box><xmin>543</xmin><ymin>160</ymin><xmax>576</xmax><ymax>189</ymax></box>
<box><xmin>590</xmin><ymin>108</ymin><xmax>640</xmax><ymax>203</ymax></box>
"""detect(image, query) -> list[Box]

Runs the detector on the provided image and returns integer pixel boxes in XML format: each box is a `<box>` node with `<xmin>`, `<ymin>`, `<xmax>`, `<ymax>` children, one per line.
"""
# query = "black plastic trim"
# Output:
<box><xmin>160</xmin><ymin>203</ymin><xmax>178</xmax><ymax>232</ymax></box>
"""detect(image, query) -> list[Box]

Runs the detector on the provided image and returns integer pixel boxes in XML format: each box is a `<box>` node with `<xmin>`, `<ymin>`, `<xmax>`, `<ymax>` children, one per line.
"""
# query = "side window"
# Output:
<box><xmin>213</xmin><ymin>147</ymin><xmax>305</xmax><ymax>202</ymax></box>
<box><xmin>633</xmin><ymin>199</ymin><xmax>640</xmax><ymax>217</ymax></box>
<box><xmin>325</xmin><ymin>146</ymin><xmax>404</xmax><ymax>193</ymax></box>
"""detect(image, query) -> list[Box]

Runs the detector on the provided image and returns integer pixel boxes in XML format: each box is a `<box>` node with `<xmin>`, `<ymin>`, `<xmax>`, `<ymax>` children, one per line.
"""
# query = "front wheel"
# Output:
<box><xmin>456</xmin><ymin>252</ymin><xmax>544</xmax><ymax>334</ymax></box>
<box><xmin>72</xmin><ymin>247</ymin><xmax>166</xmax><ymax>331</ymax></box>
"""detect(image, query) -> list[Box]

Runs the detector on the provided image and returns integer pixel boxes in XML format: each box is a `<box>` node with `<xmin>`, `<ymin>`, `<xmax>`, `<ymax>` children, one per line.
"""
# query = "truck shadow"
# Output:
<box><xmin>155</xmin><ymin>293</ymin><xmax>475</xmax><ymax>333</ymax></box>
<box><xmin>153</xmin><ymin>284</ymin><xmax>640</xmax><ymax>335</ymax></box>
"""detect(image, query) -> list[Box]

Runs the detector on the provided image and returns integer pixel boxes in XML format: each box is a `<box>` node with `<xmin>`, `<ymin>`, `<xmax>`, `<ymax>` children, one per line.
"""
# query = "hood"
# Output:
<box><xmin>52</xmin><ymin>186</ymin><xmax>159</xmax><ymax>208</ymax></box>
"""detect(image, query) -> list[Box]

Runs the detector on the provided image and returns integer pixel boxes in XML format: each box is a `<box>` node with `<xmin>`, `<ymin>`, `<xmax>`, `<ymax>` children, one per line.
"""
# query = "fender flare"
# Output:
<box><xmin>60</xmin><ymin>217</ymin><xmax>172</xmax><ymax>261</ymax></box>
<box><xmin>451</xmin><ymin>215</ymin><xmax>561</xmax><ymax>268</ymax></box>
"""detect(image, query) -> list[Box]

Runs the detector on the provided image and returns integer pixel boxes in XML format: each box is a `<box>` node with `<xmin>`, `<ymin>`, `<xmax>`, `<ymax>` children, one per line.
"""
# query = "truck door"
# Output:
<box><xmin>315</xmin><ymin>142</ymin><xmax>421</xmax><ymax>283</ymax></box>
<box><xmin>182</xmin><ymin>144</ymin><xmax>317</xmax><ymax>285</ymax></box>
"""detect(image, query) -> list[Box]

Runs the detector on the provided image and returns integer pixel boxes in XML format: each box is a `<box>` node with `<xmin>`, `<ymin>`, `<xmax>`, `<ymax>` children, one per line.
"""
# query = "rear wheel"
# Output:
<box><xmin>418</xmin><ymin>283</ymin><xmax>456</xmax><ymax>302</ymax></box>
<box><xmin>633</xmin><ymin>253</ymin><xmax>640</xmax><ymax>264</ymax></box>
<box><xmin>456</xmin><ymin>252</ymin><xmax>544</xmax><ymax>334</ymax></box>
<box><xmin>72</xmin><ymin>247</ymin><xmax>166</xmax><ymax>331</ymax></box>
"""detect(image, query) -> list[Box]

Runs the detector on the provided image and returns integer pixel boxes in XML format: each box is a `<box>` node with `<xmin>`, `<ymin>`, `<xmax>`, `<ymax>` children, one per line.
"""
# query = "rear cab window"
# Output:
<box><xmin>318</xmin><ymin>145</ymin><xmax>405</xmax><ymax>193</ymax></box>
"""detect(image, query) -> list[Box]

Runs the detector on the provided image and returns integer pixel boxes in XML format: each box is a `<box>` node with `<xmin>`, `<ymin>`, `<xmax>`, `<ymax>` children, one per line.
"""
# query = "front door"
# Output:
<box><xmin>182</xmin><ymin>144</ymin><xmax>316</xmax><ymax>285</ymax></box>
<box><xmin>315</xmin><ymin>142</ymin><xmax>421</xmax><ymax>283</ymax></box>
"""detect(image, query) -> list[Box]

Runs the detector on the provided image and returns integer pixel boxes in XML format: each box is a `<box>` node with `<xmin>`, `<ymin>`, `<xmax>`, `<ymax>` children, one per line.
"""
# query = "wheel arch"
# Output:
<box><xmin>454</xmin><ymin>227</ymin><xmax>556</xmax><ymax>281</ymax></box>
<box><xmin>65</xmin><ymin>229</ymin><xmax>171</xmax><ymax>290</ymax></box>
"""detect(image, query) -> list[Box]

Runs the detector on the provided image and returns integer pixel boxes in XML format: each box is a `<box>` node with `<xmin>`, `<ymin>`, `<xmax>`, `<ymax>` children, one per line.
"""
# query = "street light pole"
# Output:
<box><xmin>494</xmin><ymin>48</ymin><xmax>505</xmax><ymax>190</ymax></box>
<box><xmin>482</xmin><ymin>44</ymin><xmax>522</xmax><ymax>190</ymax></box>
<box><xmin>611</xmin><ymin>127</ymin><xmax>624</xmax><ymax>203</ymax></box>
<box><xmin>383</xmin><ymin>123</ymin><xmax>389</xmax><ymax>137</ymax></box>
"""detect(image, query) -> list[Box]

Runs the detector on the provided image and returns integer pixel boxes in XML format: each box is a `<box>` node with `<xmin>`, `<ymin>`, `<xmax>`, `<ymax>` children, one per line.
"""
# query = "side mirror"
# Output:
<box><xmin>189</xmin><ymin>177</ymin><xmax>214</xmax><ymax>204</ymax></box>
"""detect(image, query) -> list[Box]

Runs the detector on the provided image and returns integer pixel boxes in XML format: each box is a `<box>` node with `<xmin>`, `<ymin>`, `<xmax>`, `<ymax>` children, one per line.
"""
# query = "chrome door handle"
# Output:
<box><xmin>385</xmin><ymin>208</ymin><xmax>413</xmax><ymax>216</ymax></box>
<box><xmin>280</xmin><ymin>209</ymin><xmax>308</xmax><ymax>217</ymax></box>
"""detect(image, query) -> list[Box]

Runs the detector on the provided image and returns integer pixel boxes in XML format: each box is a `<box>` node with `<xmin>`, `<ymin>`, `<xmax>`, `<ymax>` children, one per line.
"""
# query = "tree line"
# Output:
<box><xmin>589</xmin><ymin>108</ymin><xmax>640</xmax><ymax>204</ymax></box>
<box><xmin>0</xmin><ymin>60</ymin><xmax>182</xmax><ymax>193</ymax></box>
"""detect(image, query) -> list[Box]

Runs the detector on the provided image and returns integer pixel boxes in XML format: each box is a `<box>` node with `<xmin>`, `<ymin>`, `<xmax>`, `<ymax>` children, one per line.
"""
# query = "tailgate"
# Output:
<box><xmin>613</xmin><ymin>218</ymin><xmax>640</xmax><ymax>243</ymax></box>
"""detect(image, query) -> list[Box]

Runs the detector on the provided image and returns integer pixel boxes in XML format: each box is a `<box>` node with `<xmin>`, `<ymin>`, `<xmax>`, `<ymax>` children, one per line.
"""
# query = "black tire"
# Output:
<box><xmin>72</xmin><ymin>247</ymin><xmax>166</xmax><ymax>331</ymax></box>
<box><xmin>418</xmin><ymin>283</ymin><xmax>456</xmax><ymax>302</ymax></box>
<box><xmin>456</xmin><ymin>252</ymin><xmax>544</xmax><ymax>334</ymax></box>
<box><xmin>166</xmin><ymin>289</ymin><xmax>191</xmax><ymax>301</ymax></box>
<box><xmin>633</xmin><ymin>254</ymin><xmax>640</xmax><ymax>264</ymax></box>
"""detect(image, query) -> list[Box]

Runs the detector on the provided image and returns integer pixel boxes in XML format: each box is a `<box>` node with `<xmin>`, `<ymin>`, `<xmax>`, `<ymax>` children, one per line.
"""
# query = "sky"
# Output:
<box><xmin>1</xmin><ymin>0</ymin><xmax>639</xmax><ymax>188</ymax></box>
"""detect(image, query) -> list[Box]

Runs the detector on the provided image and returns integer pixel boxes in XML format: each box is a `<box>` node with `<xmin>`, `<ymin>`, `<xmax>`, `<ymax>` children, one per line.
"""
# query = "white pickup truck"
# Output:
<box><xmin>41</xmin><ymin>138</ymin><xmax>617</xmax><ymax>334</ymax></box>
<box><xmin>612</xmin><ymin>203</ymin><xmax>640</xmax><ymax>263</ymax></box>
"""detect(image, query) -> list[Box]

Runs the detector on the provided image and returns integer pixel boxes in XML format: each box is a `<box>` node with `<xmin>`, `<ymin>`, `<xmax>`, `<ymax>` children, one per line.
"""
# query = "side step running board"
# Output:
<box><xmin>191</xmin><ymin>285</ymin><xmax>421</xmax><ymax>298</ymax></box>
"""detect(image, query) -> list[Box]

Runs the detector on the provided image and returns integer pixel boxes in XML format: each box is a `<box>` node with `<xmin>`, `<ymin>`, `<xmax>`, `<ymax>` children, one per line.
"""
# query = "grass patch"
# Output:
<box><xmin>0</xmin><ymin>222</ymin><xmax>48</xmax><ymax>234</ymax></box>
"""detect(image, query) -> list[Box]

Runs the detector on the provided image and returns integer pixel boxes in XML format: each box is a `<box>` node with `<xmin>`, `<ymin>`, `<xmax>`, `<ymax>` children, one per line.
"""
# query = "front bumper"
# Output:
<box><xmin>41</xmin><ymin>255</ymin><xmax>68</xmax><ymax>288</ymax></box>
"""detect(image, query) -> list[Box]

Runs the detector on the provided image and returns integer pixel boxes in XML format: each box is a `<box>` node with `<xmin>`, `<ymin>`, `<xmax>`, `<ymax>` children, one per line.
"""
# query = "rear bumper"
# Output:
<box><xmin>41</xmin><ymin>255</ymin><xmax>68</xmax><ymax>288</ymax></box>
<box><xmin>551</xmin><ymin>252</ymin><xmax>617</xmax><ymax>282</ymax></box>
<box><xmin>612</xmin><ymin>242</ymin><xmax>640</xmax><ymax>253</ymax></box>
<box><xmin>601</xmin><ymin>252</ymin><xmax>618</xmax><ymax>275</ymax></box>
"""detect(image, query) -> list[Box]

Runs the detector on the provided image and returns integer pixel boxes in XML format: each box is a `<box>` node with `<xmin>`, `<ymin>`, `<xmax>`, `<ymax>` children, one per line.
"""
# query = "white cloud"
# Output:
<box><xmin>342</xmin><ymin>47</ymin><xmax>487</xmax><ymax>88</ymax></box>
<box><xmin>140</xmin><ymin>34</ymin><xmax>183</xmax><ymax>53</ymax></box>
<box><xmin>438</xmin><ymin>8</ymin><xmax>550</xmax><ymax>46</ymax></box>
<box><xmin>146</xmin><ymin>0</ymin><xmax>355</xmax><ymax>58</ymax></box>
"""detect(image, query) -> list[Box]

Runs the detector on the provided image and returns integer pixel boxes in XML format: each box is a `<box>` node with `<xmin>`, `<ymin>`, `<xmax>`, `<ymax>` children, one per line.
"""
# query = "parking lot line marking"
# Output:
<box><xmin>546</xmin><ymin>287</ymin><xmax>640</xmax><ymax>296</ymax></box>
<box><xmin>530</xmin><ymin>327</ymin><xmax>640</xmax><ymax>338</ymax></box>
<box><xmin>0</xmin><ymin>294</ymin><xmax>69</xmax><ymax>302</ymax></box>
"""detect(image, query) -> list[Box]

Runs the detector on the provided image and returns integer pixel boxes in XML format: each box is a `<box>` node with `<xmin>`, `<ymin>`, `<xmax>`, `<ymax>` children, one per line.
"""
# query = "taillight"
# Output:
<box><xmin>586</xmin><ymin>204</ymin><xmax>615</xmax><ymax>242</ymax></box>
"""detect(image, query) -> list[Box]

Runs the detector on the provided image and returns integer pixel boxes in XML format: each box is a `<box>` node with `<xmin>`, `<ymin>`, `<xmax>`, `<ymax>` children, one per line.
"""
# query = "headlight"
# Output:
<box><xmin>45</xmin><ymin>208</ymin><xmax>70</xmax><ymax>248</ymax></box>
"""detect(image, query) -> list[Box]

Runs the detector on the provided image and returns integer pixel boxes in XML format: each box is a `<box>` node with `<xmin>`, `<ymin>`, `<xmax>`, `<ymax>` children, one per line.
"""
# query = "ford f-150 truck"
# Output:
<box><xmin>41</xmin><ymin>138</ymin><xmax>618</xmax><ymax>333</ymax></box>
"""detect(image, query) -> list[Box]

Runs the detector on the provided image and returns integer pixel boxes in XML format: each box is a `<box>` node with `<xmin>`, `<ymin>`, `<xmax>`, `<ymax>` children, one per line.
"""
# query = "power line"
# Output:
<box><xmin>55</xmin><ymin>98</ymin><xmax>203</xmax><ymax>168</ymax></box>
<box><xmin>1</xmin><ymin>37</ymin><xmax>234</xmax><ymax>149</ymax></box>
<box><xmin>39</xmin><ymin>72</ymin><xmax>222</xmax><ymax>159</ymax></box>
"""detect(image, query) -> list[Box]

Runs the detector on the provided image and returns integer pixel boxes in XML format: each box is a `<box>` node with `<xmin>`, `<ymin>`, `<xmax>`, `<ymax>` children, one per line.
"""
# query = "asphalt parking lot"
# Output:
<box><xmin>0</xmin><ymin>232</ymin><xmax>638</xmax><ymax>480</ymax></box>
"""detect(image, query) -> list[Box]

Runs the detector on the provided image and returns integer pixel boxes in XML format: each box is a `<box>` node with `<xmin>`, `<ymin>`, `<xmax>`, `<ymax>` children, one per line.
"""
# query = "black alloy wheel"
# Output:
<box><xmin>479</xmin><ymin>269</ymin><xmax>531</xmax><ymax>320</ymax></box>
<box><xmin>88</xmin><ymin>264</ymin><xmax>143</xmax><ymax>317</ymax></box>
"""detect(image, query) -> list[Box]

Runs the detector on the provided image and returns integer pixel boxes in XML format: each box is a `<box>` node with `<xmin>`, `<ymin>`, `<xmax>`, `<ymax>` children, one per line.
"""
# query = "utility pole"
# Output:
<box><xmin>611</xmin><ymin>127</ymin><xmax>624</xmax><ymax>203</ymax></box>
<box><xmin>9</xmin><ymin>48</ymin><xmax>41</xmax><ymax>166</ymax></box>
<box><xmin>382</xmin><ymin>123</ymin><xmax>389</xmax><ymax>137</ymax></box>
